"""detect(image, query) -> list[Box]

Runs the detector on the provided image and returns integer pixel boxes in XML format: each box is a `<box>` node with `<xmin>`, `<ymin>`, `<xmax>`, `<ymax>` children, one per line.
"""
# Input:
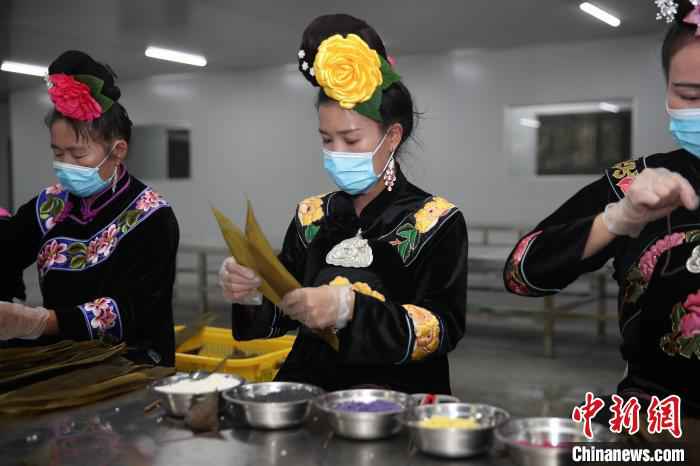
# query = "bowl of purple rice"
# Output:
<box><xmin>314</xmin><ymin>389</ymin><xmax>414</xmax><ymax>440</ymax></box>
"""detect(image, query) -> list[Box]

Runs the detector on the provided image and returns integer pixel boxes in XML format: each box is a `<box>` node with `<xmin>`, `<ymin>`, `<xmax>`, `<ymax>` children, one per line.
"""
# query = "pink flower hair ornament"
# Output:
<box><xmin>45</xmin><ymin>73</ymin><xmax>115</xmax><ymax>121</ymax></box>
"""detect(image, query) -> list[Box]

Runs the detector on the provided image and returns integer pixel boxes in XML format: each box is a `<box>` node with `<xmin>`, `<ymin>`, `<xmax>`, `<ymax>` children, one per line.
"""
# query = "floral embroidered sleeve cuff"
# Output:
<box><xmin>54</xmin><ymin>297</ymin><xmax>123</xmax><ymax>342</ymax></box>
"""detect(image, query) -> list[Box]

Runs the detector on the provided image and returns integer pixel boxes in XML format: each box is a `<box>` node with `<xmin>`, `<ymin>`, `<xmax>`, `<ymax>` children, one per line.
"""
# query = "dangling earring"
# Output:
<box><xmin>384</xmin><ymin>155</ymin><xmax>396</xmax><ymax>192</ymax></box>
<box><xmin>111</xmin><ymin>164</ymin><xmax>119</xmax><ymax>193</ymax></box>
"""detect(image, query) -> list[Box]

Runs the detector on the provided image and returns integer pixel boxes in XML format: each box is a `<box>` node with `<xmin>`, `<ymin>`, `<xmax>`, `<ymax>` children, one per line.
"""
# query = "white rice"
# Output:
<box><xmin>155</xmin><ymin>374</ymin><xmax>240</xmax><ymax>395</ymax></box>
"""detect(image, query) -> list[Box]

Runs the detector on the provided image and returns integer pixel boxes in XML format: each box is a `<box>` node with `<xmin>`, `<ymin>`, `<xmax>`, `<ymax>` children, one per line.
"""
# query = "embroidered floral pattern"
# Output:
<box><xmin>37</xmin><ymin>240</ymin><xmax>68</xmax><ymax>273</ymax></box>
<box><xmin>37</xmin><ymin>188</ymin><xmax>168</xmax><ymax>276</ymax></box>
<box><xmin>504</xmin><ymin>231</ymin><xmax>544</xmax><ymax>297</ymax></box>
<box><xmin>297</xmin><ymin>195</ymin><xmax>324</xmax><ymax>244</ymax></box>
<box><xmin>414</xmin><ymin>197</ymin><xmax>456</xmax><ymax>234</ymax></box>
<box><xmin>329</xmin><ymin>276</ymin><xmax>386</xmax><ymax>302</ymax></box>
<box><xmin>611</xmin><ymin>160</ymin><xmax>638</xmax><ymax>180</ymax></box>
<box><xmin>403</xmin><ymin>304</ymin><xmax>441</xmax><ymax>361</ymax></box>
<box><xmin>79</xmin><ymin>297</ymin><xmax>122</xmax><ymax>341</ymax></box>
<box><xmin>135</xmin><ymin>190</ymin><xmax>166</xmax><ymax>212</ymax></box>
<box><xmin>639</xmin><ymin>233</ymin><xmax>685</xmax><ymax>282</ymax></box>
<box><xmin>607</xmin><ymin>160</ymin><xmax>641</xmax><ymax>199</ymax></box>
<box><xmin>660</xmin><ymin>290</ymin><xmax>700</xmax><ymax>359</ymax></box>
<box><xmin>623</xmin><ymin>230</ymin><xmax>700</xmax><ymax>305</ymax></box>
<box><xmin>389</xmin><ymin>197</ymin><xmax>458</xmax><ymax>265</ymax></box>
<box><xmin>36</xmin><ymin>185</ymin><xmax>71</xmax><ymax>234</ymax></box>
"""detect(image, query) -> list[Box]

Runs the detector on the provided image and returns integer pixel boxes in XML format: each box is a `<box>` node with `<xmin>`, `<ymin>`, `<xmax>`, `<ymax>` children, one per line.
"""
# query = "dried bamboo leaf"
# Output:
<box><xmin>245</xmin><ymin>201</ymin><xmax>301</xmax><ymax>295</ymax></box>
<box><xmin>0</xmin><ymin>342</ymin><xmax>126</xmax><ymax>387</ymax></box>
<box><xmin>212</xmin><ymin>206</ymin><xmax>282</xmax><ymax>304</ymax></box>
<box><xmin>0</xmin><ymin>366</ymin><xmax>173</xmax><ymax>414</ymax></box>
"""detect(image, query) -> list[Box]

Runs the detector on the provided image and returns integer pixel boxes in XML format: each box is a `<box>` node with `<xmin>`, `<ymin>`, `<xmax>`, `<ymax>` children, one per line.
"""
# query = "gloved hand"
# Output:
<box><xmin>0</xmin><ymin>301</ymin><xmax>50</xmax><ymax>340</ymax></box>
<box><xmin>280</xmin><ymin>285</ymin><xmax>355</xmax><ymax>330</ymax></box>
<box><xmin>218</xmin><ymin>257</ymin><xmax>263</xmax><ymax>305</ymax></box>
<box><xmin>603</xmin><ymin>167</ymin><xmax>699</xmax><ymax>237</ymax></box>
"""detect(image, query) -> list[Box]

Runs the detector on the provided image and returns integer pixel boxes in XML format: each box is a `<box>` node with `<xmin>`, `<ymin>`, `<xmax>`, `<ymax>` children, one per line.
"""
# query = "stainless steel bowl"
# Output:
<box><xmin>496</xmin><ymin>417</ymin><xmax>620</xmax><ymax>466</ymax></box>
<box><xmin>151</xmin><ymin>372</ymin><xmax>245</xmax><ymax>418</ymax></box>
<box><xmin>314</xmin><ymin>389</ymin><xmax>413</xmax><ymax>440</ymax></box>
<box><xmin>222</xmin><ymin>382</ymin><xmax>324</xmax><ymax>430</ymax></box>
<box><xmin>405</xmin><ymin>403</ymin><xmax>510</xmax><ymax>458</ymax></box>
<box><xmin>411</xmin><ymin>393</ymin><xmax>460</xmax><ymax>404</ymax></box>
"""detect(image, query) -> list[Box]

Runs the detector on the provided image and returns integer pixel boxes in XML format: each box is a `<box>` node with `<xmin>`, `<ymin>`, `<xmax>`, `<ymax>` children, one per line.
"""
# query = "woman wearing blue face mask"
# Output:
<box><xmin>218</xmin><ymin>14</ymin><xmax>468</xmax><ymax>393</ymax></box>
<box><xmin>504</xmin><ymin>1</ymin><xmax>700</xmax><ymax>426</ymax></box>
<box><xmin>0</xmin><ymin>51</ymin><xmax>179</xmax><ymax>366</ymax></box>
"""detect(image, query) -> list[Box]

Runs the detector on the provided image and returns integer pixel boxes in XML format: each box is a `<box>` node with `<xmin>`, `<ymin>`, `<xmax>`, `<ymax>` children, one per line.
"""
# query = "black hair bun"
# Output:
<box><xmin>48</xmin><ymin>50</ymin><xmax>121</xmax><ymax>101</ymax></box>
<box><xmin>298</xmin><ymin>14</ymin><xmax>387</xmax><ymax>86</ymax></box>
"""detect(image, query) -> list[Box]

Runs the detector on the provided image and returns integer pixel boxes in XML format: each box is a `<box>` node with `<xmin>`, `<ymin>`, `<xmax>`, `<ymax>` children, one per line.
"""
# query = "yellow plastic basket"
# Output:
<box><xmin>174</xmin><ymin>326</ymin><xmax>295</xmax><ymax>382</ymax></box>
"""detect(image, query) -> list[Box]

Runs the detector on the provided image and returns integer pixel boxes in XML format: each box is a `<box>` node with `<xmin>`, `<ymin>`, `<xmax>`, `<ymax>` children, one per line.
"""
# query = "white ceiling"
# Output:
<box><xmin>0</xmin><ymin>0</ymin><xmax>665</xmax><ymax>96</ymax></box>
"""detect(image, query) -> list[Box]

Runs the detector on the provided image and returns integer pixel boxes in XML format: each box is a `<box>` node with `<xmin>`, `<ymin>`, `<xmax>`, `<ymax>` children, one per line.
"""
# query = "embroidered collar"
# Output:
<box><xmin>67</xmin><ymin>165</ymin><xmax>131</xmax><ymax>223</ymax></box>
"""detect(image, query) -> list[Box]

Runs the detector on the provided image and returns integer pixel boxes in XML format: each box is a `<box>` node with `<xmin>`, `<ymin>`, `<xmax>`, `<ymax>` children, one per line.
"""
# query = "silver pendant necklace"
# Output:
<box><xmin>326</xmin><ymin>229</ymin><xmax>373</xmax><ymax>268</ymax></box>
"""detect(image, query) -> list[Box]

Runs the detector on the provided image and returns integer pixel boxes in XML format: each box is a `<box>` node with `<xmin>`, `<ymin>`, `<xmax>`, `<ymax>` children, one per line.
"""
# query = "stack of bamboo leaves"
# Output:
<box><xmin>0</xmin><ymin>341</ymin><xmax>173</xmax><ymax>415</ymax></box>
<box><xmin>213</xmin><ymin>201</ymin><xmax>339</xmax><ymax>350</ymax></box>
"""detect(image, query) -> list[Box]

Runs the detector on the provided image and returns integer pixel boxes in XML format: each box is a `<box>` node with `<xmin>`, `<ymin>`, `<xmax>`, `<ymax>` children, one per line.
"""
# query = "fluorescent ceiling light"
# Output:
<box><xmin>599</xmin><ymin>102</ymin><xmax>620</xmax><ymax>113</ymax></box>
<box><xmin>520</xmin><ymin>118</ymin><xmax>541</xmax><ymax>129</ymax></box>
<box><xmin>145</xmin><ymin>46</ymin><xmax>207</xmax><ymax>67</ymax></box>
<box><xmin>579</xmin><ymin>2</ymin><xmax>621</xmax><ymax>27</ymax></box>
<box><xmin>1</xmin><ymin>60</ymin><xmax>48</xmax><ymax>77</ymax></box>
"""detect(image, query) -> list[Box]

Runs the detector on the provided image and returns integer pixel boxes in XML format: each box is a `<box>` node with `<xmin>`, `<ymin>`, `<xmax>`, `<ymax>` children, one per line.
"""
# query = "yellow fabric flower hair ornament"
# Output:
<box><xmin>313</xmin><ymin>34</ymin><xmax>401</xmax><ymax>121</ymax></box>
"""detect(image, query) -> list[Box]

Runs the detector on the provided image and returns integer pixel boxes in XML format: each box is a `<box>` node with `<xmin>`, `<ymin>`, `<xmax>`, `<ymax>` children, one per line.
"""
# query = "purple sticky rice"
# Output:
<box><xmin>333</xmin><ymin>400</ymin><xmax>402</xmax><ymax>413</ymax></box>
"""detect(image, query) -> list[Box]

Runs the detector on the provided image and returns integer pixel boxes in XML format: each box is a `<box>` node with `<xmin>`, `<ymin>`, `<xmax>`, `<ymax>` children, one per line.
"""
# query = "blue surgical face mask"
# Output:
<box><xmin>668</xmin><ymin>104</ymin><xmax>700</xmax><ymax>157</ymax></box>
<box><xmin>53</xmin><ymin>145</ymin><xmax>117</xmax><ymax>198</ymax></box>
<box><xmin>323</xmin><ymin>133</ymin><xmax>394</xmax><ymax>195</ymax></box>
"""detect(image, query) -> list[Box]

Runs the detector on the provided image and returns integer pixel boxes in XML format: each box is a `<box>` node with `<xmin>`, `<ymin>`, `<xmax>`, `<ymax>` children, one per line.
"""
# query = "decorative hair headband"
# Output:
<box><xmin>44</xmin><ymin>73</ymin><xmax>115</xmax><ymax>121</ymax></box>
<box><xmin>298</xmin><ymin>33</ymin><xmax>401</xmax><ymax>121</ymax></box>
<box><xmin>656</xmin><ymin>0</ymin><xmax>700</xmax><ymax>35</ymax></box>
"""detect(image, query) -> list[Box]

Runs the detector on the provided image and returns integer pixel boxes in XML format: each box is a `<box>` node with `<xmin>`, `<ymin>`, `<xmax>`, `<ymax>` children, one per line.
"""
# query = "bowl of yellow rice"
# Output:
<box><xmin>404</xmin><ymin>403</ymin><xmax>510</xmax><ymax>458</ymax></box>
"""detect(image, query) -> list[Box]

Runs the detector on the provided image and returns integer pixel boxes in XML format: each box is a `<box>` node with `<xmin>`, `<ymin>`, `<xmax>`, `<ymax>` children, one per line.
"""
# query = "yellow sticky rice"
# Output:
<box><xmin>418</xmin><ymin>416</ymin><xmax>480</xmax><ymax>429</ymax></box>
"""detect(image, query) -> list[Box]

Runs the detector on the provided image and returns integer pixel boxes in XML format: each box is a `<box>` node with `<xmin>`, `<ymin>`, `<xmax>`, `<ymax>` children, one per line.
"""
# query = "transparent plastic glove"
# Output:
<box><xmin>218</xmin><ymin>257</ymin><xmax>263</xmax><ymax>305</ymax></box>
<box><xmin>280</xmin><ymin>285</ymin><xmax>354</xmax><ymax>330</ymax></box>
<box><xmin>0</xmin><ymin>301</ymin><xmax>49</xmax><ymax>340</ymax></box>
<box><xmin>603</xmin><ymin>167</ymin><xmax>699</xmax><ymax>237</ymax></box>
